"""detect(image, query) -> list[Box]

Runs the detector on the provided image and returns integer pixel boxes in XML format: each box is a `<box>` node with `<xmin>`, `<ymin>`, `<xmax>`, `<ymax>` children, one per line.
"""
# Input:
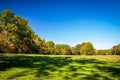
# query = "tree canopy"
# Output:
<box><xmin>111</xmin><ymin>44</ymin><xmax>120</xmax><ymax>55</ymax></box>
<box><xmin>0</xmin><ymin>9</ymin><xmax>41</xmax><ymax>53</ymax></box>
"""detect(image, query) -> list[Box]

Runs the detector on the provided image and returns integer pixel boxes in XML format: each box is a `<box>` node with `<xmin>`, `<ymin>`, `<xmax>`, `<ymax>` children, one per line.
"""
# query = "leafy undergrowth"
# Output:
<box><xmin>0</xmin><ymin>54</ymin><xmax>120</xmax><ymax>80</ymax></box>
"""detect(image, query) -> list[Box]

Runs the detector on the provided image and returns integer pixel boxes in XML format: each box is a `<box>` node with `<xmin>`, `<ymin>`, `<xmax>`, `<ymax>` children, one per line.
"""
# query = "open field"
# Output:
<box><xmin>0</xmin><ymin>54</ymin><xmax>120</xmax><ymax>80</ymax></box>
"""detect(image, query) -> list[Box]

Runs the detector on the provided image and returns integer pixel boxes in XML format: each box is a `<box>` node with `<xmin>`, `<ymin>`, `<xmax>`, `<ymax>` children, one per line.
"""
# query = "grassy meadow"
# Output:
<box><xmin>0</xmin><ymin>54</ymin><xmax>120</xmax><ymax>80</ymax></box>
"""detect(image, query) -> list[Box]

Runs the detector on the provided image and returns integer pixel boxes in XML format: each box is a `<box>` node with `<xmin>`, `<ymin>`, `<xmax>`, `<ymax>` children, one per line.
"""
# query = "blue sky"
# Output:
<box><xmin>0</xmin><ymin>0</ymin><xmax>120</xmax><ymax>49</ymax></box>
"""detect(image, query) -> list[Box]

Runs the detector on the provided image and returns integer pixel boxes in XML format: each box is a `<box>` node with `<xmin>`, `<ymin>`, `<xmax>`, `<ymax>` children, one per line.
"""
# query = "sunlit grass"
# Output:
<box><xmin>0</xmin><ymin>54</ymin><xmax>120</xmax><ymax>80</ymax></box>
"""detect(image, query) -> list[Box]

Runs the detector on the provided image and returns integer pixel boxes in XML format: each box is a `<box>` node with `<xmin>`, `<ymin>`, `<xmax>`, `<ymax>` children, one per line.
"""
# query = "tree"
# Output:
<box><xmin>96</xmin><ymin>49</ymin><xmax>109</xmax><ymax>55</ymax></box>
<box><xmin>46</xmin><ymin>41</ymin><xmax>55</xmax><ymax>54</ymax></box>
<box><xmin>54</xmin><ymin>44</ymin><xmax>61</xmax><ymax>55</ymax></box>
<box><xmin>70</xmin><ymin>47</ymin><xmax>75</xmax><ymax>55</ymax></box>
<box><xmin>0</xmin><ymin>9</ymin><xmax>14</xmax><ymax>26</ymax></box>
<box><xmin>74</xmin><ymin>44</ymin><xmax>81</xmax><ymax>55</ymax></box>
<box><xmin>80</xmin><ymin>42</ymin><xmax>95</xmax><ymax>55</ymax></box>
<box><xmin>0</xmin><ymin>9</ymin><xmax>42</xmax><ymax>53</ymax></box>
<box><xmin>54</xmin><ymin>44</ymin><xmax>71</xmax><ymax>55</ymax></box>
<box><xmin>111</xmin><ymin>44</ymin><xmax>120</xmax><ymax>55</ymax></box>
<box><xmin>61</xmin><ymin>44</ymin><xmax>71</xmax><ymax>55</ymax></box>
<box><xmin>11</xmin><ymin>15</ymin><xmax>36</xmax><ymax>53</ymax></box>
<box><xmin>39</xmin><ymin>39</ymin><xmax>47</xmax><ymax>54</ymax></box>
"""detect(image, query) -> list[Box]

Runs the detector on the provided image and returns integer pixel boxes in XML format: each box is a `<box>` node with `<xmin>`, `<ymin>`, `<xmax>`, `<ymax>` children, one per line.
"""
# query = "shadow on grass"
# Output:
<box><xmin>7</xmin><ymin>70</ymin><xmax>29</xmax><ymax>79</ymax></box>
<box><xmin>0</xmin><ymin>55</ymin><xmax>120</xmax><ymax>79</ymax></box>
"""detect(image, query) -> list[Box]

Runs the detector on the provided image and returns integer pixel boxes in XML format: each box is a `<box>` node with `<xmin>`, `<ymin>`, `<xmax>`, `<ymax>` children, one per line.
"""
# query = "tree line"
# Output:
<box><xmin>0</xmin><ymin>10</ymin><xmax>120</xmax><ymax>55</ymax></box>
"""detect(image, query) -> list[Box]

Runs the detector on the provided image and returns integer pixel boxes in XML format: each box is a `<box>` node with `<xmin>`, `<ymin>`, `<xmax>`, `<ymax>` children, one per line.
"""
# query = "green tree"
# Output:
<box><xmin>70</xmin><ymin>47</ymin><xmax>75</xmax><ymax>55</ymax></box>
<box><xmin>0</xmin><ymin>9</ymin><xmax>14</xmax><ymax>26</ymax></box>
<box><xmin>54</xmin><ymin>44</ymin><xmax>71</xmax><ymax>55</ymax></box>
<box><xmin>111</xmin><ymin>44</ymin><xmax>120</xmax><ymax>55</ymax></box>
<box><xmin>39</xmin><ymin>39</ymin><xmax>48</xmax><ymax>54</ymax></box>
<box><xmin>74</xmin><ymin>44</ymin><xmax>81</xmax><ymax>55</ymax></box>
<box><xmin>61</xmin><ymin>44</ymin><xmax>71</xmax><ymax>55</ymax></box>
<box><xmin>96</xmin><ymin>49</ymin><xmax>109</xmax><ymax>55</ymax></box>
<box><xmin>0</xmin><ymin>9</ymin><xmax>41</xmax><ymax>53</ymax></box>
<box><xmin>46</xmin><ymin>41</ymin><xmax>55</xmax><ymax>54</ymax></box>
<box><xmin>80</xmin><ymin>42</ymin><xmax>95</xmax><ymax>55</ymax></box>
<box><xmin>54</xmin><ymin>44</ymin><xmax>61</xmax><ymax>55</ymax></box>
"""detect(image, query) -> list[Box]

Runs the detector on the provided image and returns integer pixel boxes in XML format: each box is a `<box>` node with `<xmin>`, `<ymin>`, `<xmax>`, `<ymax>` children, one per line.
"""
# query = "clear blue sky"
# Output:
<box><xmin>0</xmin><ymin>0</ymin><xmax>120</xmax><ymax>49</ymax></box>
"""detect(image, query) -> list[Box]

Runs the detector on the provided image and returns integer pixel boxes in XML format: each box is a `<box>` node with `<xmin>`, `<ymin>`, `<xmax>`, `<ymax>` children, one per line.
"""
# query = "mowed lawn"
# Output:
<box><xmin>0</xmin><ymin>54</ymin><xmax>120</xmax><ymax>80</ymax></box>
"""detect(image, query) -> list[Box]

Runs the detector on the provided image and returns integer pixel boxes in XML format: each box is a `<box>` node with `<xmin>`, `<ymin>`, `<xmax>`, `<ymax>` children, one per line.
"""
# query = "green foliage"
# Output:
<box><xmin>80</xmin><ymin>42</ymin><xmax>95</xmax><ymax>55</ymax></box>
<box><xmin>96</xmin><ymin>49</ymin><xmax>110</xmax><ymax>55</ymax></box>
<box><xmin>74</xmin><ymin>44</ymin><xmax>81</xmax><ymax>55</ymax></box>
<box><xmin>111</xmin><ymin>44</ymin><xmax>120</xmax><ymax>55</ymax></box>
<box><xmin>0</xmin><ymin>9</ymin><xmax>42</xmax><ymax>53</ymax></box>
<box><xmin>0</xmin><ymin>9</ymin><xmax>14</xmax><ymax>26</ymax></box>
<box><xmin>46</xmin><ymin>41</ymin><xmax>55</xmax><ymax>54</ymax></box>
<box><xmin>54</xmin><ymin>44</ymin><xmax>71</xmax><ymax>55</ymax></box>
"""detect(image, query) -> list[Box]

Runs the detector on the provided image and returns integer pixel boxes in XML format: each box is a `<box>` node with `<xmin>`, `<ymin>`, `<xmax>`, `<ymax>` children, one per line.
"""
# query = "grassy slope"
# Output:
<box><xmin>0</xmin><ymin>54</ymin><xmax>120</xmax><ymax>80</ymax></box>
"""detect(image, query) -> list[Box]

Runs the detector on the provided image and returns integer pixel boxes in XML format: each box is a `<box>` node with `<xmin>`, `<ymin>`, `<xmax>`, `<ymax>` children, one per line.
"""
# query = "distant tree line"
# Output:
<box><xmin>0</xmin><ymin>10</ymin><xmax>120</xmax><ymax>55</ymax></box>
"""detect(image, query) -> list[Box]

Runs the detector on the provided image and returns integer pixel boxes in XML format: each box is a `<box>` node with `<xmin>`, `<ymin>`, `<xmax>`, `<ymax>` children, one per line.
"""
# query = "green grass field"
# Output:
<box><xmin>0</xmin><ymin>54</ymin><xmax>120</xmax><ymax>80</ymax></box>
